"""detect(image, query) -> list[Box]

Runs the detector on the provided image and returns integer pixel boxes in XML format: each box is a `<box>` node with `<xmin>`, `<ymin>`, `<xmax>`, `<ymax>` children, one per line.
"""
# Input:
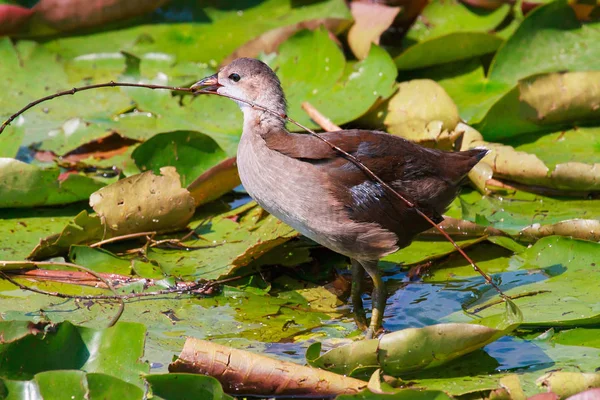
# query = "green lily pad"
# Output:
<box><xmin>41</xmin><ymin>0</ymin><xmax>351</xmax><ymax>64</ymax></box>
<box><xmin>488</xmin><ymin>0</ymin><xmax>600</xmax><ymax>84</ymax></box>
<box><xmin>0</xmin><ymin>158</ymin><xmax>109</xmax><ymax>208</ymax></box>
<box><xmin>0</xmin><ymin>371</ymin><xmax>145</xmax><ymax>400</ymax></box>
<box><xmin>276</xmin><ymin>28</ymin><xmax>397</xmax><ymax>130</ymax></box>
<box><xmin>505</xmin><ymin>126</ymin><xmax>600</xmax><ymax>170</ymax></box>
<box><xmin>0</xmin><ymin>39</ymin><xmax>132</xmax><ymax>152</ymax></box>
<box><xmin>0</xmin><ymin>206</ymin><xmax>85</xmax><ymax>261</ymax></box>
<box><xmin>28</xmin><ymin>210</ymin><xmax>104</xmax><ymax>261</ymax></box>
<box><xmin>394</xmin><ymin>0</ymin><xmax>509</xmax><ymax>70</ymax></box>
<box><xmin>460</xmin><ymin>190</ymin><xmax>600</xmax><ymax>235</ymax></box>
<box><xmin>453</xmin><ymin>236</ymin><xmax>600</xmax><ymax>326</ymax></box>
<box><xmin>147</xmin><ymin>202</ymin><xmax>298</xmax><ymax>280</ymax></box>
<box><xmin>146</xmin><ymin>374</ymin><xmax>233</xmax><ymax>400</ymax></box>
<box><xmin>132</xmin><ymin>131</ymin><xmax>228</xmax><ymax>187</ymax></box>
<box><xmin>0</xmin><ymin>321</ymin><xmax>148</xmax><ymax>385</ymax></box>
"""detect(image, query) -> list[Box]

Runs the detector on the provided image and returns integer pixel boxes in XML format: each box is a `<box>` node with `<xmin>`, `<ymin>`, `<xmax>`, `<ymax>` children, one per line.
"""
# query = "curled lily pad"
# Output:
<box><xmin>459</xmin><ymin>124</ymin><xmax>600</xmax><ymax>190</ymax></box>
<box><xmin>536</xmin><ymin>372</ymin><xmax>600</xmax><ymax>399</ymax></box>
<box><xmin>89</xmin><ymin>166</ymin><xmax>195</xmax><ymax>237</ymax></box>
<box><xmin>307</xmin><ymin>301</ymin><xmax>520</xmax><ymax>377</ymax></box>
<box><xmin>382</xmin><ymin>80</ymin><xmax>460</xmax><ymax>148</ymax></box>
<box><xmin>476</xmin><ymin>71</ymin><xmax>600</xmax><ymax>141</ymax></box>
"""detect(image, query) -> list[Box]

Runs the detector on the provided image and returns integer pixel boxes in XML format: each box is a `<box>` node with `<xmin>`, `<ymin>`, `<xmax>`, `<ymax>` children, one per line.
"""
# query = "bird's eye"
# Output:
<box><xmin>229</xmin><ymin>73</ymin><xmax>241</xmax><ymax>82</ymax></box>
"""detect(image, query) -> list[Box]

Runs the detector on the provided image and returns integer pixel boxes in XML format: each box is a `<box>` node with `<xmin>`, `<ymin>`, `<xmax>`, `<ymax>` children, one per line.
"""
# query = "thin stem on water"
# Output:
<box><xmin>0</xmin><ymin>81</ymin><xmax>505</xmax><ymax>299</ymax></box>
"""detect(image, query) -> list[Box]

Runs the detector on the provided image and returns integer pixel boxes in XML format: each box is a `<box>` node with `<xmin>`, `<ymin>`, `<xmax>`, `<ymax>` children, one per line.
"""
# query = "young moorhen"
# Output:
<box><xmin>192</xmin><ymin>58</ymin><xmax>487</xmax><ymax>338</ymax></box>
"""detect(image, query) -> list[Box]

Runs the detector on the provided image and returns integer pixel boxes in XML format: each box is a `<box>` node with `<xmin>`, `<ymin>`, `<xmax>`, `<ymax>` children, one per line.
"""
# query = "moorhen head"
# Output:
<box><xmin>192</xmin><ymin>58</ymin><xmax>487</xmax><ymax>338</ymax></box>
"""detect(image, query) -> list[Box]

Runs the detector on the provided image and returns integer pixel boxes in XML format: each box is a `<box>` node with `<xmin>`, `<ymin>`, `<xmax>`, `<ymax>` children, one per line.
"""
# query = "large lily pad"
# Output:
<box><xmin>0</xmin><ymin>321</ymin><xmax>148</xmax><ymax>385</ymax></box>
<box><xmin>451</xmin><ymin>236</ymin><xmax>600</xmax><ymax>326</ymax></box>
<box><xmin>275</xmin><ymin>28</ymin><xmax>397</xmax><ymax>130</ymax></box>
<box><xmin>41</xmin><ymin>0</ymin><xmax>351</xmax><ymax>64</ymax></box>
<box><xmin>0</xmin><ymin>158</ymin><xmax>109</xmax><ymax>208</ymax></box>
<box><xmin>146</xmin><ymin>202</ymin><xmax>298</xmax><ymax>280</ymax></box>
<box><xmin>131</xmin><ymin>131</ymin><xmax>228</xmax><ymax>187</ymax></box>
<box><xmin>488</xmin><ymin>0</ymin><xmax>600</xmax><ymax>84</ymax></box>
<box><xmin>394</xmin><ymin>0</ymin><xmax>509</xmax><ymax>70</ymax></box>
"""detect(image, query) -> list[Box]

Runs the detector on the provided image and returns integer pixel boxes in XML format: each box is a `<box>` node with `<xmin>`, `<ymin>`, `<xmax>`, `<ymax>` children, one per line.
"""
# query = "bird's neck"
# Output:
<box><xmin>240</xmin><ymin>92</ymin><xmax>287</xmax><ymax>135</ymax></box>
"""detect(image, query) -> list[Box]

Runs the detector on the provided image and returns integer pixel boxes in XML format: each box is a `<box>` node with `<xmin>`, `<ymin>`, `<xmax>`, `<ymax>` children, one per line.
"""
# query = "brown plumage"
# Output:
<box><xmin>192</xmin><ymin>58</ymin><xmax>487</xmax><ymax>337</ymax></box>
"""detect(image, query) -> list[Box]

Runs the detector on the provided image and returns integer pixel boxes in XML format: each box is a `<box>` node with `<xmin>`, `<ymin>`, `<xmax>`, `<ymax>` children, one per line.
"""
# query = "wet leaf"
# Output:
<box><xmin>348</xmin><ymin>2</ymin><xmax>400</xmax><ymax>60</ymax></box>
<box><xmin>0</xmin><ymin>158</ymin><xmax>108</xmax><ymax>208</ymax></box>
<box><xmin>89</xmin><ymin>166</ymin><xmax>195</xmax><ymax>237</ymax></box>
<box><xmin>132</xmin><ymin>131</ymin><xmax>228</xmax><ymax>187</ymax></box>
<box><xmin>458</xmin><ymin>236</ymin><xmax>600</xmax><ymax>326</ymax></box>
<box><xmin>382</xmin><ymin>237</ymin><xmax>485</xmax><ymax>266</ymax></box>
<box><xmin>170</xmin><ymin>338</ymin><xmax>367</xmax><ymax>397</ymax></box>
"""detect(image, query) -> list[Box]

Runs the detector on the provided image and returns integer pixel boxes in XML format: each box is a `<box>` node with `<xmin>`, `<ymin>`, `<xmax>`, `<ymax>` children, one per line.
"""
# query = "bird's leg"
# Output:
<box><xmin>351</xmin><ymin>259</ymin><xmax>368</xmax><ymax>331</ymax></box>
<box><xmin>361</xmin><ymin>260</ymin><xmax>386</xmax><ymax>339</ymax></box>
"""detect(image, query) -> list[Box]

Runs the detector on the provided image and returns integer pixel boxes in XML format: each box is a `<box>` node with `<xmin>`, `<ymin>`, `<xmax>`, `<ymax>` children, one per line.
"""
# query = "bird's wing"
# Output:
<box><xmin>261</xmin><ymin>128</ymin><xmax>486</xmax><ymax>247</ymax></box>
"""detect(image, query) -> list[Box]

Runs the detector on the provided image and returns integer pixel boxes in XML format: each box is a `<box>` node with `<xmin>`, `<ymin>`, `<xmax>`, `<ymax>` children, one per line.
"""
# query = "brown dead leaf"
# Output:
<box><xmin>519</xmin><ymin>219</ymin><xmax>600</xmax><ymax>243</ymax></box>
<box><xmin>348</xmin><ymin>2</ymin><xmax>400</xmax><ymax>60</ymax></box>
<box><xmin>89</xmin><ymin>167</ymin><xmax>195</xmax><ymax>237</ymax></box>
<box><xmin>222</xmin><ymin>18</ymin><xmax>350</xmax><ymax>65</ymax></box>
<box><xmin>458</xmin><ymin>123</ymin><xmax>600</xmax><ymax>191</ymax></box>
<box><xmin>62</xmin><ymin>132</ymin><xmax>140</xmax><ymax>162</ymax></box>
<box><xmin>186</xmin><ymin>157</ymin><xmax>241</xmax><ymax>207</ymax></box>
<box><xmin>32</xmin><ymin>0</ymin><xmax>168</xmax><ymax>32</ymax></box>
<box><xmin>169</xmin><ymin>338</ymin><xmax>367</xmax><ymax>397</ymax></box>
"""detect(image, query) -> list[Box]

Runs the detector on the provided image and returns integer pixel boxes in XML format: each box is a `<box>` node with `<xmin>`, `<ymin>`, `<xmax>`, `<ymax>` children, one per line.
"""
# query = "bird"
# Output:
<box><xmin>191</xmin><ymin>58</ymin><xmax>488</xmax><ymax>338</ymax></box>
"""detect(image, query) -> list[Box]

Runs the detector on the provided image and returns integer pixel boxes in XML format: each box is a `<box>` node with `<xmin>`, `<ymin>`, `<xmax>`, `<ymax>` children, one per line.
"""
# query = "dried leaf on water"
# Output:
<box><xmin>169</xmin><ymin>338</ymin><xmax>367</xmax><ymax>397</ymax></box>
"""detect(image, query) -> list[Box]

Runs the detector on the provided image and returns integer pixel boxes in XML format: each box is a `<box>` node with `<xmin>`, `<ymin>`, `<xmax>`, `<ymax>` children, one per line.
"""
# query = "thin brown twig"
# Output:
<box><xmin>0</xmin><ymin>81</ymin><xmax>505</xmax><ymax>300</ymax></box>
<box><xmin>0</xmin><ymin>261</ymin><xmax>124</xmax><ymax>327</ymax></box>
<box><xmin>0</xmin><ymin>262</ymin><xmax>250</xmax><ymax>300</ymax></box>
<box><xmin>90</xmin><ymin>231</ymin><xmax>157</xmax><ymax>248</ymax></box>
<box><xmin>469</xmin><ymin>290</ymin><xmax>551</xmax><ymax>314</ymax></box>
<box><xmin>0</xmin><ymin>82</ymin><xmax>194</xmax><ymax>134</ymax></box>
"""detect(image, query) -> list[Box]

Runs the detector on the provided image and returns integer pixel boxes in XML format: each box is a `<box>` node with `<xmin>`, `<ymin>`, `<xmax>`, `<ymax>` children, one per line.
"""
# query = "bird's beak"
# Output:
<box><xmin>190</xmin><ymin>73</ymin><xmax>222</xmax><ymax>92</ymax></box>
